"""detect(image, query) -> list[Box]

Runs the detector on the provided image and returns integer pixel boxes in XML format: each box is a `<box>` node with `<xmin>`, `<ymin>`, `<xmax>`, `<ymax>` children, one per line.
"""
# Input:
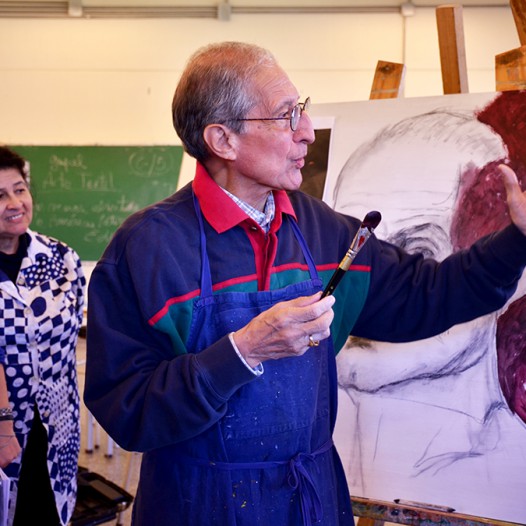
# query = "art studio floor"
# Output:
<box><xmin>76</xmin><ymin>336</ymin><xmax>397</xmax><ymax>526</ymax></box>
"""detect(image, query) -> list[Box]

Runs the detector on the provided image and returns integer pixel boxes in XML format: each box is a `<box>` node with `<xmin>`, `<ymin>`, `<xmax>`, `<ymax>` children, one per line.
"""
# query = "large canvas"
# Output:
<box><xmin>309</xmin><ymin>92</ymin><xmax>526</xmax><ymax>524</ymax></box>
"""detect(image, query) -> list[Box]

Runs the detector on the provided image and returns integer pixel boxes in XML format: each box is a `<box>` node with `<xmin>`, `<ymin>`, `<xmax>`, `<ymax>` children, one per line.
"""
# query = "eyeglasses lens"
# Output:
<box><xmin>291</xmin><ymin>97</ymin><xmax>311</xmax><ymax>131</ymax></box>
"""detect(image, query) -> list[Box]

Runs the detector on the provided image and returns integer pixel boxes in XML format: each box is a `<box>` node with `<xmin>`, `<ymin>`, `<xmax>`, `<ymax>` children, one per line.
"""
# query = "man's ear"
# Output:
<box><xmin>203</xmin><ymin>124</ymin><xmax>237</xmax><ymax>161</ymax></box>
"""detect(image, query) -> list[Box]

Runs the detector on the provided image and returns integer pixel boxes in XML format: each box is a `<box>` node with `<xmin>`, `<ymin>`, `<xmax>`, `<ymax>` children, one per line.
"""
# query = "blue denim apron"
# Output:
<box><xmin>133</xmin><ymin>195</ymin><xmax>353</xmax><ymax>526</ymax></box>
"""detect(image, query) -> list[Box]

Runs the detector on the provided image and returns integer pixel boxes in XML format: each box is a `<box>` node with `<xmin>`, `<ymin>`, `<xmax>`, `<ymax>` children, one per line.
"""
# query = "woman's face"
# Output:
<box><xmin>0</xmin><ymin>168</ymin><xmax>33</xmax><ymax>253</ymax></box>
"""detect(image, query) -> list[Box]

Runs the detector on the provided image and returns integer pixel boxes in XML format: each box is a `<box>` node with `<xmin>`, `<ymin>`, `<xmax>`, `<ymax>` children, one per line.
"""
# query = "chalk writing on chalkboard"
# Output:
<box><xmin>13</xmin><ymin>146</ymin><xmax>183</xmax><ymax>261</ymax></box>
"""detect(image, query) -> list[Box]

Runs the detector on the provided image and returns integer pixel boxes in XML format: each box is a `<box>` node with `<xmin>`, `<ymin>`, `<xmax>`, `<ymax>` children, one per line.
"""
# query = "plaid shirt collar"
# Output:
<box><xmin>221</xmin><ymin>188</ymin><xmax>275</xmax><ymax>233</ymax></box>
<box><xmin>192</xmin><ymin>163</ymin><xmax>296</xmax><ymax>234</ymax></box>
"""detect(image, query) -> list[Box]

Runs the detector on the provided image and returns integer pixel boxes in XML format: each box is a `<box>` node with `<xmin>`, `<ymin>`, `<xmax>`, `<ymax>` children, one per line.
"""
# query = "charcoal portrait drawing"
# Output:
<box><xmin>310</xmin><ymin>92</ymin><xmax>526</xmax><ymax>524</ymax></box>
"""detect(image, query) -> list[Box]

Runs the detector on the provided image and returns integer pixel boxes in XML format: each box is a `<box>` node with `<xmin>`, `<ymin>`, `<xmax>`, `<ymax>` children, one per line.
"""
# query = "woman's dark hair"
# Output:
<box><xmin>0</xmin><ymin>146</ymin><xmax>29</xmax><ymax>181</ymax></box>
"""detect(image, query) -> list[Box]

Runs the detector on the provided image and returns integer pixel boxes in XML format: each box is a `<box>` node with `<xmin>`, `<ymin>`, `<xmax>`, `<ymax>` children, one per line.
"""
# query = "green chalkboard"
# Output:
<box><xmin>14</xmin><ymin>146</ymin><xmax>183</xmax><ymax>261</ymax></box>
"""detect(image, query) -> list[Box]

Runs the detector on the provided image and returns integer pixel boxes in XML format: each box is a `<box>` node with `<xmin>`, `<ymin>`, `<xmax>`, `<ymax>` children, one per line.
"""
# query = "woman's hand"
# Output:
<box><xmin>0</xmin><ymin>420</ymin><xmax>21</xmax><ymax>468</ymax></box>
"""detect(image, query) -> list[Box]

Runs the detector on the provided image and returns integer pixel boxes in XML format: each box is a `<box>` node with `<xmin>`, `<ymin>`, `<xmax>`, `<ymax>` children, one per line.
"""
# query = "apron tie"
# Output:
<box><xmin>173</xmin><ymin>439</ymin><xmax>334</xmax><ymax>526</ymax></box>
<box><xmin>287</xmin><ymin>439</ymin><xmax>334</xmax><ymax>525</ymax></box>
<box><xmin>287</xmin><ymin>451</ymin><xmax>324</xmax><ymax>525</ymax></box>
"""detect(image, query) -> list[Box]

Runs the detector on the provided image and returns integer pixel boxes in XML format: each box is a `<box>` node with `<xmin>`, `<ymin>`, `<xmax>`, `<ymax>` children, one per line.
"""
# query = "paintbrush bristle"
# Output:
<box><xmin>362</xmin><ymin>210</ymin><xmax>382</xmax><ymax>231</ymax></box>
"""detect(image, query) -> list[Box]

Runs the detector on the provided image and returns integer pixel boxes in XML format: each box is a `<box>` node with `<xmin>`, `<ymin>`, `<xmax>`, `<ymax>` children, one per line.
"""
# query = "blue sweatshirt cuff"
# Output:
<box><xmin>194</xmin><ymin>334</ymin><xmax>259</xmax><ymax>401</ymax></box>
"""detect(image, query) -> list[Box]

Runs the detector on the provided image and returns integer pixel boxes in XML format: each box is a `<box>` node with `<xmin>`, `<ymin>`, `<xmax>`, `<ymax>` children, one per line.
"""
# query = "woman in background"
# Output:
<box><xmin>0</xmin><ymin>146</ymin><xmax>85</xmax><ymax>526</ymax></box>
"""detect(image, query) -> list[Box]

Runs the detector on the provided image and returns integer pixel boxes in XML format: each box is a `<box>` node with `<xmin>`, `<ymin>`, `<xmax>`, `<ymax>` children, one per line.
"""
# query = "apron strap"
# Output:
<box><xmin>192</xmin><ymin>191</ymin><xmax>213</xmax><ymax>298</ymax></box>
<box><xmin>288</xmin><ymin>216</ymin><xmax>320</xmax><ymax>283</ymax></box>
<box><xmin>173</xmin><ymin>439</ymin><xmax>334</xmax><ymax>526</ymax></box>
<box><xmin>193</xmin><ymin>189</ymin><xmax>322</xmax><ymax>299</ymax></box>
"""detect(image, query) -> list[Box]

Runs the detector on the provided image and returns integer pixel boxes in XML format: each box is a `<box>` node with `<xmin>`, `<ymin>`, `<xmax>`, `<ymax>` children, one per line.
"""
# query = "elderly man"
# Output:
<box><xmin>84</xmin><ymin>41</ymin><xmax>526</xmax><ymax>526</ymax></box>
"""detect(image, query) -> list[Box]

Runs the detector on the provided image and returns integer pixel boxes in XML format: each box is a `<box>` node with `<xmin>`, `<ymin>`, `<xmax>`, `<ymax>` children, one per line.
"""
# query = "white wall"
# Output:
<box><xmin>0</xmin><ymin>10</ymin><xmax>518</xmax><ymax>121</ymax></box>
<box><xmin>0</xmin><ymin>6</ymin><xmax>519</xmax><ymax>192</ymax></box>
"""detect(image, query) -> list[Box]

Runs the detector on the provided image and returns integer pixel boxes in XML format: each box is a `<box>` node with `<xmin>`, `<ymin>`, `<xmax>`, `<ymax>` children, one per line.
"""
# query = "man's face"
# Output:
<box><xmin>230</xmin><ymin>64</ymin><xmax>315</xmax><ymax>203</ymax></box>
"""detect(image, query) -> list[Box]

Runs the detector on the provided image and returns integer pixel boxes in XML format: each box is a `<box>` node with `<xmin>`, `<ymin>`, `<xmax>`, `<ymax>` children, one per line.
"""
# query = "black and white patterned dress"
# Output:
<box><xmin>0</xmin><ymin>229</ymin><xmax>85</xmax><ymax>526</ymax></box>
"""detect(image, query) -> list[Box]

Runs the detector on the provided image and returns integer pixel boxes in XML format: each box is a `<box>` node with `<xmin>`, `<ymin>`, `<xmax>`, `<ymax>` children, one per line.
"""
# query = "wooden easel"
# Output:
<box><xmin>353</xmin><ymin>496</ymin><xmax>520</xmax><ymax>526</ymax></box>
<box><xmin>353</xmin><ymin>2</ymin><xmax>525</xmax><ymax>525</ymax></box>
<box><xmin>496</xmin><ymin>0</ymin><xmax>526</xmax><ymax>90</ymax></box>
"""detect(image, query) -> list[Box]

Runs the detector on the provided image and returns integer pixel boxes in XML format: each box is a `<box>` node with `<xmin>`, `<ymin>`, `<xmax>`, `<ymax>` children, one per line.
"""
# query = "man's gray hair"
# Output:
<box><xmin>172</xmin><ymin>41</ymin><xmax>277</xmax><ymax>163</ymax></box>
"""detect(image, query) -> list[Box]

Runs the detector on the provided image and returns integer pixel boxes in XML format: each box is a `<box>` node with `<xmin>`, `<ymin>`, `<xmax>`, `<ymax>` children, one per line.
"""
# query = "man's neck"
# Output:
<box><xmin>204</xmin><ymin>160</ymin><xmax>272</xmax><ymax>212</ymax></box>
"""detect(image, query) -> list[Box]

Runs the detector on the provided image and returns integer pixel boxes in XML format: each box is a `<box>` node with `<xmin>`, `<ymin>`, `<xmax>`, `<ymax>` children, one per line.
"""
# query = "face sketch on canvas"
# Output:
<box><xmin>331</xmin><ymin>95</ymin><xmax>526</xmax><ymax>519</ymax></box>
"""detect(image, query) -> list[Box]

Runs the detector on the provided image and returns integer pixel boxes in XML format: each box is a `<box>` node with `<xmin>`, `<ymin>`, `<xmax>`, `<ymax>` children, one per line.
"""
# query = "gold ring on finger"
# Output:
<box><xmin>308</xmin><ymin>336</ymin><xmax>320</xmax><ymax>347</ymax></box>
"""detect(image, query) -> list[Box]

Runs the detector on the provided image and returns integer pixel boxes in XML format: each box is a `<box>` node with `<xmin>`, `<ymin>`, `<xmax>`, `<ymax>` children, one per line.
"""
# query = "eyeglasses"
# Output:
<box><xmin>234</xmin><ymin>97</ymin><xmax>311</xmax><ymax>132</ymax></box>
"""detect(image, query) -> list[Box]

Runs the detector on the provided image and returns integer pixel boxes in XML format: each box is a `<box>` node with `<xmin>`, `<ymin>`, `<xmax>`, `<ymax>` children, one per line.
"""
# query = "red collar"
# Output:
<box><xmin>192</xmin><ymin>163</ymin><xmax>296</xmax><ymax>233</ymax></box>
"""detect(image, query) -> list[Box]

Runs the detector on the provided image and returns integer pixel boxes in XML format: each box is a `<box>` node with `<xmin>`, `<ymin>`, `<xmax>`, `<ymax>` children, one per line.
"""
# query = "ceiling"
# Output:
<box><xmin>0</xmin><ymin>0</ymin><xmax>512</xmax><ymax>18</ymax></box>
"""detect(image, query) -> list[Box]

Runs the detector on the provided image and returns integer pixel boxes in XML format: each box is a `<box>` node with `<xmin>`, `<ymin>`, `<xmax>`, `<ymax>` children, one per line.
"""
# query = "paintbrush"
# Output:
<box><xmin>321</xmin><ymin>210</ymin><xmax>382</xmax><ymax>298</ymax></box>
